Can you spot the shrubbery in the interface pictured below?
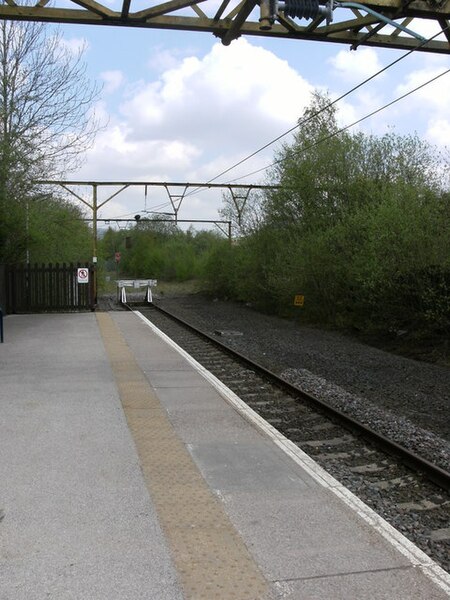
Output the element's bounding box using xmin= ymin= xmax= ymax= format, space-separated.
xmin=204 ymin=92 xmax=450 ymax=338
xmin=100 ymin=222 xmax=225 ymax=284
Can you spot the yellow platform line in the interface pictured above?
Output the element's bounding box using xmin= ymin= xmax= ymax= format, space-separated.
xmin=97 ymin=313 xmax=272 ymax=600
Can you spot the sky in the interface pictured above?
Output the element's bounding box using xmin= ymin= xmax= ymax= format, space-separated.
xmin=52 ymin=11 xmax=450 ymax=228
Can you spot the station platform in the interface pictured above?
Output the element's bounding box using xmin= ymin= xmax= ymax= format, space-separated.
xmin=1 ymin=311 xmax=449 ymax=600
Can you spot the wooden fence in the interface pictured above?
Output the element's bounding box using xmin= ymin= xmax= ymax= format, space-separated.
xmin=4 ymin=263 xmax=95 ymax=313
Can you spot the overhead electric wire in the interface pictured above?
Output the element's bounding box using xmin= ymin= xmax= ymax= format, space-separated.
xmin=185 ymin=24 xmax=449 ymax=198
xmin=101 ymin=200 xmax=174 ymax=221
xmin=101 ymin=64 xmax=449 ymax=228
xmin=226 ymin=67 xmax=450 ymax=184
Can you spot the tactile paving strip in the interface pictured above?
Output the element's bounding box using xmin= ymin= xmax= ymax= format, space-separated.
xmin=97 ymin=313 xmax=272 ymax=600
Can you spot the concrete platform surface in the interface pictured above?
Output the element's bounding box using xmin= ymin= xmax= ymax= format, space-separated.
xmin=0 ymin=311 xmax=449 ymax=600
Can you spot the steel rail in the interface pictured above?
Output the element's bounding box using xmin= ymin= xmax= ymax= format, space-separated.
xmin=126 ymin=300 xmax=450 ymax=492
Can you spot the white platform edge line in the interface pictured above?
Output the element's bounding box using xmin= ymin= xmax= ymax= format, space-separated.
xmin=134 ymin=310 xmax=450 ymax=594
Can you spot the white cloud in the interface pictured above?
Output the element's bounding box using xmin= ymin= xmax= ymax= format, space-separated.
xmin=148 ymin=46 xmax=199 ymax=72
xmin=100 ymin=70 xmax=125 ymax=94
xmin=392 ymin=67 xmax=450 ymax=145
xmin=329 ymin=48 xmax=383 ymax=82
xmin=75 ymin=38 xmax=314 ymax=221
xmin=327 ymin=59 xmax=450 ymax=147
xmin=119 ymin=39 xmax=313 ymax=151
xmin=79 ymin=122 xmax=201 ymax=178
xmin=396 ymin=67 xmax=450 ymax=113
xmin=426 ymin=118 xmax=450 ymax=147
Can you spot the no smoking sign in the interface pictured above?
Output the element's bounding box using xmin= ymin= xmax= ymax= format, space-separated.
xmin=77 ymin=268 xmax=89 ymax=284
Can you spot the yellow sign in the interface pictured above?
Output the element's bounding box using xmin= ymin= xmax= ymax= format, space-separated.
xmin=294 ymin=295 xmax=305 ymax=307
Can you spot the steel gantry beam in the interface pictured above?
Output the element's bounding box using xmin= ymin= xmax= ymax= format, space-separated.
xmin=0 ymin=0 xmax=449 ymax=53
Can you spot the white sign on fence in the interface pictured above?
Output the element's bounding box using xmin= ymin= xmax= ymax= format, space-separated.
xmin=77 ymin=268 xmax=89 ymax=284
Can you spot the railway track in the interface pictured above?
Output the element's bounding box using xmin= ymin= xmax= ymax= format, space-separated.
xmin=131 ymin=301 xmax=450 ymax=572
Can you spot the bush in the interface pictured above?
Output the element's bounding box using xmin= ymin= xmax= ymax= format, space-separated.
xmin=102 ymin=226 xmax=227 ymax=284
xmin=205 ymin=187 xmax=449 ymax=338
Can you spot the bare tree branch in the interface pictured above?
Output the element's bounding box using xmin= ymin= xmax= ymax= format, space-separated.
xmin=0 ymin=18 xmax=102 ymax=262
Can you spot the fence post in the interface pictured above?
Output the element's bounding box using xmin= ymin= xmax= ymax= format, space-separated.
xmin=0 ymin=306 xmax=3 ymax=342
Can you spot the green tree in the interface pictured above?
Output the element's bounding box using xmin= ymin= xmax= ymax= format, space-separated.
xmin=26 ymin=195 xmax=92 ymax=264
xmin=101 ymin=224 xmax=226 ymax=284
xmin=211 ymin=91 xmax=449 ymax=336
xmin=264 ymin=92 xmax=442 ymax=232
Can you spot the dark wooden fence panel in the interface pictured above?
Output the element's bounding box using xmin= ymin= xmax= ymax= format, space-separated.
xmin=5 ymin=263 xmax=94 ymax=313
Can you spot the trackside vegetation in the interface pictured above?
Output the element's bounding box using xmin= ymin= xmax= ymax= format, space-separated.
xmin=100 ymin=221 xmax=225 ymax=283
xmin=99 ymin=92 xmax=449 ymax=351
xmin=204 ymin=92 xmax=450 ymax=343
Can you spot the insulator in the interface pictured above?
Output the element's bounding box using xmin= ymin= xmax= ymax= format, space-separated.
xmin=282 ymin=0 xmax=323 ymax=19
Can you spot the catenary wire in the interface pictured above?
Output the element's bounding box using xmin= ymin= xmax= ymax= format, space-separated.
xmin=185 ymin=25 xmax=449 ymax=198
xmin=226 ymin=67 xmax=450 ymax=184
xmin=102 ymin=200 xmax=174 ymax=220
xmin=103 ymin=61 xmax=448 ymax=230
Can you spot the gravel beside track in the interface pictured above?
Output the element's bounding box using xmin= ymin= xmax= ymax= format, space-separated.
xmin=154 ymin=293 xmax=450 ymax=451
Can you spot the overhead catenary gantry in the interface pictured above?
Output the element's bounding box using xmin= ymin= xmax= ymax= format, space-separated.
xmin=89 ymin=217 xmax=235 ymax=242
xmin=0 ymin=0 xmax=449 ymax=53
xmin=35 ymin=180 xmax=280 ymax=263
